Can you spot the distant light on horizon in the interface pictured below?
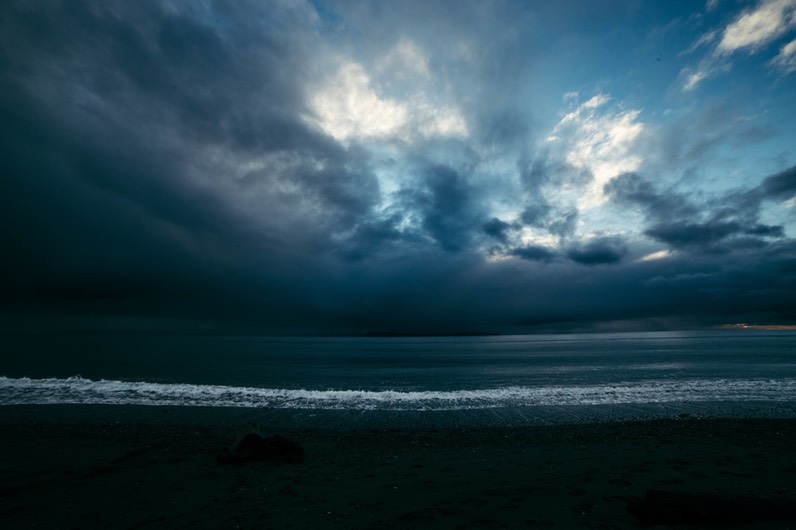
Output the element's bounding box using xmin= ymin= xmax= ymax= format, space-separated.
xmin=639 ymin=250 xmax=673 ymax=262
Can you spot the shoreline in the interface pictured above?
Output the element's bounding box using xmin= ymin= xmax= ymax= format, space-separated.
xmin=2 ymin=405 xmax=796 ymax=528
xmin=3 ymin=400 xmax=796 ymax=429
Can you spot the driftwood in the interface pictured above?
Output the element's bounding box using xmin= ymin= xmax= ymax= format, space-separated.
xmin=626 ymin=489 xmax=796 ymax=525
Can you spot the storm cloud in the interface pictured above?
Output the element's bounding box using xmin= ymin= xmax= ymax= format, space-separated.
xmin=1 ymin=0 xmax=795 ymax=333
xmin=606 ymin=169 xmax=791 ymax=254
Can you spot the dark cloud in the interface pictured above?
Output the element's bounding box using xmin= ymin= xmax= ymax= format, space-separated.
xmin=0 ymin=1 xmax=359 ymax=324
xmin=548 ymin=210 xmax=579 ymax=238
xmin=760 ymin=165 xmax=796 ymax=201
xmin=1 ymin=1 xmax=794 ymax=334
xmin=607 ymin=169 xmax=791 ymax=254
xmin=483 ymin=218 xmax=514 ymax=243
xmin=520 ymin=152 xmax=592 ymax=192
xmin=511 ymin=245 xmax=556 ymax=262
xmin=515 ymin=154 xmax=584 ymax=239
xmin=644 ymin=221 xmax=741 ymax=248
xmin=566 ymin=237 xmax=627 ymax=265
xmin=519 ymin=204 xmax=578 ymax=238
xmin=520 ymin=203 xmax=552 ymax=225
xmin=746 ymin=224 xmax=786 ymax=238
xmin=605 ymin=172 xmax=697 ymax=222
xmin=415 ymin=165 xmax=479 ymax=252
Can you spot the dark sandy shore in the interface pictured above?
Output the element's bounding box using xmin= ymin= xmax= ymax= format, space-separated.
xmin=1 ymin=405 xmax=796 ymax=529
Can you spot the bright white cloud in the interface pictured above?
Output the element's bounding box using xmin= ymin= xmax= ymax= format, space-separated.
xmin=547 ymin=95 xmax=645 ymax=209
xmin=580 ymin=94 xmax=610 ymax=110
xmin=518 ymin=226 xmax=559 ymax=248
xmin=771 ymin=37 xmax=796 ymax=71
xmin=683 ymin=69 xmax=708 ymax=91
xmin=309 ymin=62 xmax=408 ymax=141
xmin=307 ymin=55 xmax=467 ymax=143
xmin=718 ymin=0 xmax=796 ymax=53
xmin=678 ymin=60 xmax=732 ymax=92
xmin=638 ymin=249 xmax=673 ymax=262
xmin=682 ymin=0 xmax=796 ymax=91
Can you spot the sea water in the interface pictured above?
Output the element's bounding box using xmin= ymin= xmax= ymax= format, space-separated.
xmin=2 ymin=330 xmax=796 ymax=413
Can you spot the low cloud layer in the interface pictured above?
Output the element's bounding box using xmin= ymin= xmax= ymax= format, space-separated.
xmin=1 ymin=0 xmax=795 ymax=334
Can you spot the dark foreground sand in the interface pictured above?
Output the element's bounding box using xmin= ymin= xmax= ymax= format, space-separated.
xmin=2 ymin=406 xmax=796 ymax=529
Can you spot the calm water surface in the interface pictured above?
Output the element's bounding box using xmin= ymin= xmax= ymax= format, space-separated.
xmin=2 ymin=330 xmax=795 ymax=410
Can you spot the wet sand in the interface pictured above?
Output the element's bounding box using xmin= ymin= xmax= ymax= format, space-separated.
xmin=1 ymin=406 xmax=796 ymax=529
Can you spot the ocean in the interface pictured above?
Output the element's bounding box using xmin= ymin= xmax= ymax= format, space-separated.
xmin=2 ymin=330 xmax=796 ymax=417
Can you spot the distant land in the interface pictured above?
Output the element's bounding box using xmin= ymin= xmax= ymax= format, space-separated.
xmin=362 ymin=331 xmax=501 ymax=338
xmin=362 ymin=325 xmax=796 ymax=337
xmin=718 ymin=324 xmax=796 ymax=331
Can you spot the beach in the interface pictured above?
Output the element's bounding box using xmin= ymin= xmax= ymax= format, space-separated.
xmin=2 ymin=405 xmax=796 ymax=529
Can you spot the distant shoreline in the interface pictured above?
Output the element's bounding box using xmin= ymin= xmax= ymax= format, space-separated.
xmin=716 ymin=324 xmax=796 ymax=331
xmin=361 ymin=326 xmax=796 ymax=337
xmin=361 ymin=330 xmax=502 ymax=338
xmin=4 ymin=326 xmax=796 ymax=337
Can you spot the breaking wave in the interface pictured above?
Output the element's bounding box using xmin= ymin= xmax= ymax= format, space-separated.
xmin=1 ymin=376 xmax=795 ymax=410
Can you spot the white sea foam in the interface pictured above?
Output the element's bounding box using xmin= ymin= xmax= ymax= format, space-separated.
xmin=1 ymin=376 xmax=795 ymax=410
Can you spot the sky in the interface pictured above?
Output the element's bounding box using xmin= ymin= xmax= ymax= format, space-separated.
xmin=2 ymin=0 xmax=796 ymax=334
